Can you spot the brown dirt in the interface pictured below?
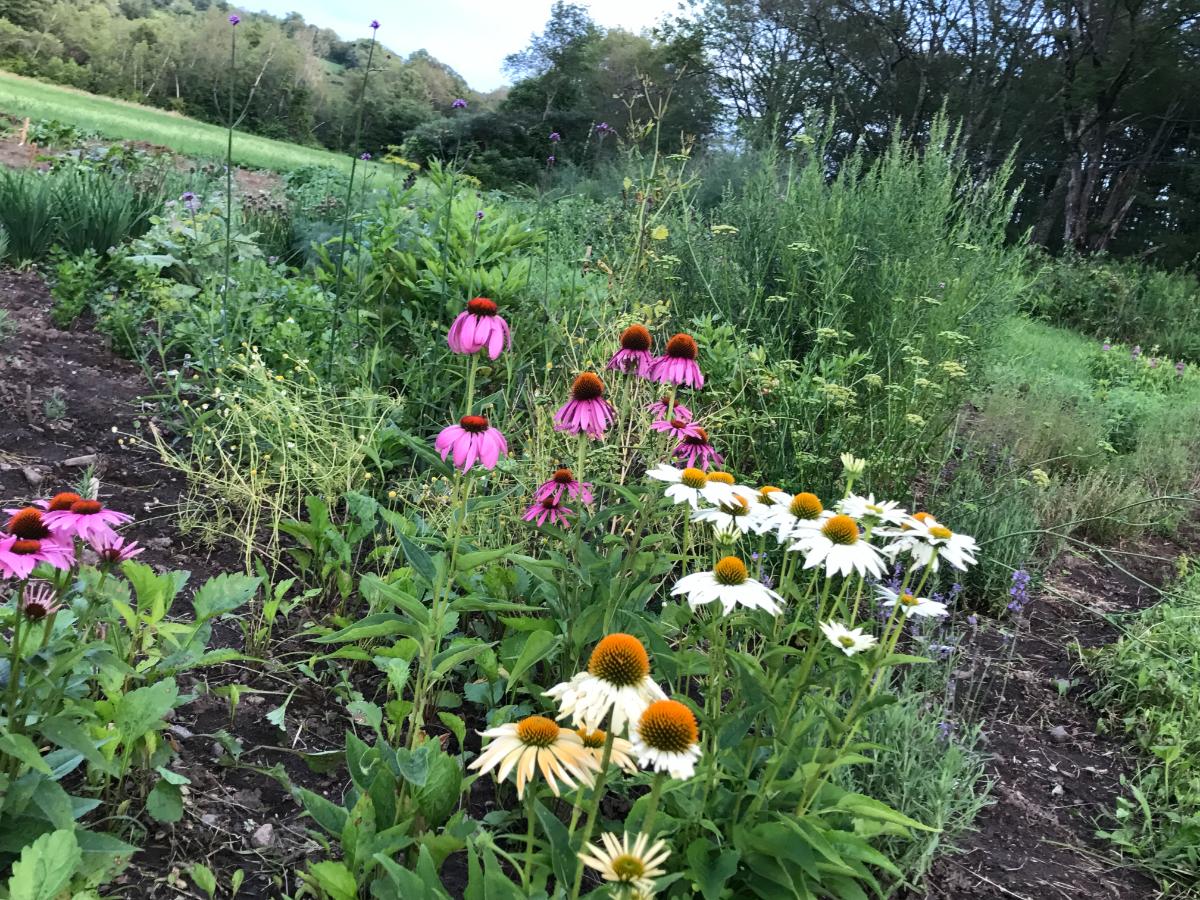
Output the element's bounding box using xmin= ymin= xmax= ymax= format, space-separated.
xmin=915 ymin=527 xmax=1196 ymax=900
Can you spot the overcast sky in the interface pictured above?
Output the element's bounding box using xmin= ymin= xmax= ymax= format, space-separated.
xmin=248 ymin=0 xmax=684 ymax=91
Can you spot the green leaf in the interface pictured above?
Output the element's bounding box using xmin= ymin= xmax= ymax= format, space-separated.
xmin=114 ymin=678 xmax=179 ymax=744
xmin=192 ymin=573 xmax=260 ymax=621
xmin=686 ymin=839 xmax=740 ymax=900
xmin=146 ymin=779 xmax=183 ymax=823
xmin=305 ymin=861 xmax=358 ymax=900
xmin=534 ymin=798 xmax=574 ymax=889
xmin=7 ymin=828 xmax=81 ymax=900
xmin=398 ymin=534 xmax=438 ymax=584
xmin=394 ymin=745 xmax=431 ymax=788
xmin=831 ymin=792 xmax=937 ymax=831
xmin=454 ymin=545 xmax=517 ymax=573
xmin=436 ymin=712 xmax=466 ymax=751
xmin=295 ymin=787 xmax=349 ymax=836
xmin=413 ymin=748 xmax=462 ymax=828
xmin=0 ymin=730 xmax=52 ymax=775
xmin=189 ymin=863 xmax=217 ymax=898
xmin=504 ymin=630 xmax=558 ymax=691
xmin=312 ymin=613 xmax=413 ymax=644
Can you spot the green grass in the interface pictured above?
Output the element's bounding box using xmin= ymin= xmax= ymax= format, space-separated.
xmin=0 ymin=70 xmax=353 ymax=173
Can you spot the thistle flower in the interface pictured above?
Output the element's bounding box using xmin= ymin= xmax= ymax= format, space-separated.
xmin=549 ymin=131 xmax=561 ymax=142
xmin=533 ymin=468 xmax=593 ymax=505
xmin=370 ymin=19 xmax=380 ymax=29
xmin=820 ymin=621 xmax=878 ymax=656
xmin=649 ymin=334 xmax=704 ymax=389
xmin=546 ymin=633 xmax=666 ymax=735
xmin=646 ymin=397 xmax=691 ymax=421
xmin=228 ymin=13 xmax=240 ymax=25
xmin=578 ymin=832 xmax=670 ymax=896
xmin=632 ymin=699 xmax=701 ymax=779
xmin=672 ymin=427 xmax=723 ymax=470
xmin=554 ymin=373 xmax=617 ymax=439
xmin=434 ymin=415 xmax=508 ymax=472
xmin=452 ymin=98 xmax=468 ymax=109
xmin=43 ymin=499 xmax=132 ymax=543
xmin=791 ymin=514 xmax=886 ymax=578
xmin=606 ymin=325 xmax=654 ymax=377
xmin=523 ymin=494 xmax=573 ymax=528
xmin=672 ymin=556 xmax=783 ymax=615
xmin=468 ymin=716 xmax=598 ymax=799
xmin=447 ymin=297 xmax=511 ymax=359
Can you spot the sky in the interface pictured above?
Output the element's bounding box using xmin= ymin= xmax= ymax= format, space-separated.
xmin=248 ymin=0 xmax=684 ymax=92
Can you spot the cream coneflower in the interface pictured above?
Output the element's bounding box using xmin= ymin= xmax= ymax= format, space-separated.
xmin=820 ymin=621 xmax=878 ymax=656
xmin=578 ymin=831 xmax=671 ymax=896
xmin=791 ymin=514 xmax=886 ymax=579
xmin=632 ymin=699 xmax=702 ymax=779
xmin=576 ymin=727 xmax=638 ymax=774
xmin=545 ymin=633 xmax=666 ymax=735
xmin=468 ymin=715 xmax=598 ymax=799
xmin=690 ymin=490 xmax=760 ymax=537
xmin=874 ymin=585 xmax=948 ymax=618
xmin=671 ymin=556 xmax=783 ymax=615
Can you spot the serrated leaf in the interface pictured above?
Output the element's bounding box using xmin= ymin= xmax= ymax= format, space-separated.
xmin=114 ymin=679 xmax=178 ymax=744
xmin=192 ymin=573 xmax=259 ymax=621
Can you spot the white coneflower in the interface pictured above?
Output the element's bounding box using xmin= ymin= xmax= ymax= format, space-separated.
xmin=645 ymin=464 xmax=735 ymax=509
xmin=690 ymin=489 xmax=762 ymax=537
xmin=768 ymin=491 xmax=830 ymax=543
xmin=632 ymin=699 xmax=702 ymax=779
xmin=791 ymin=514 xmax=886 ymax=579
xmin=468 ymin=715 xmax=599 ymax=798
xmin=545 ymin=634 xmax=666 ymax=735
xmin=875 ymin=585 xmax=948 ymax=618
xmin=820 ymin=621 xmax=878 ymax=656
xmin=883 ymin=512 xmax=978 ymax=571
xmin=671 ymin=556 xmax=783 ymax=615
xmin=838 ymin=493 xmax=908 ymax=527
xmin=578 ymin=831 xmax=670 ymax=896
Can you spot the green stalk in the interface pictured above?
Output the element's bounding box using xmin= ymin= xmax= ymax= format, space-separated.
xmin=522 ymin=787 xmax=538 ymax=890
xmin=568 ymin=730 xmax=615 ymax=899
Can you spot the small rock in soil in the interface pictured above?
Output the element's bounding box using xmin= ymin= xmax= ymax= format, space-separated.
xmin=251 ymin=823 xmax=275 ymax=848
xmin=1048 ymin=725 xmax=1070 ymax=744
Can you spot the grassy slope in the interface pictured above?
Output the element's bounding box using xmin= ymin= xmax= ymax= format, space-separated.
xmin=0 ymin=70 xmax=351 ymax=172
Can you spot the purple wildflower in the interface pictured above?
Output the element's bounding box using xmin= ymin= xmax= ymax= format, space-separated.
xmin=549 ymin=131 xmax=561 ymax=142
xmin=452 ymin=98 xmax=468 ymax=109
xmin=360 ymin=152 xmax=372 ymax=161
xmin=1177 ymin=361 xmax=1186 ymax=377
xmin=180 ymin=191 xmax=200 ymax=213
xmin=475 ymin=210 xmax=484 ymax=220
xmin=1007 ymin=568 xmax=1031 ymax=614
xmin=370 ymin=19 xmax=380 ymax=29
xmin=596 ymin=122 xmax=615 ymax=136
xmin=1131 ymin=345 xmax=1142 ymax=359
xmin=1149 ymin=357 xmax=1159 ymax=368
xmin=1102 ymin=341 xmax=1111 ymax=351
xmin=228 ymin=13 xmax=240 ymax=25
xmin=547 ymin=155 xmax=556 ymax=166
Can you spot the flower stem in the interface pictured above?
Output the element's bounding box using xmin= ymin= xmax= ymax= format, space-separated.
xmin=569 ymin=729 xmax=614 ymax=899
xmin=641 ymin=771 xmax=667 ymax=835
xmin=522 ymin=787 xmax=538 ymax=890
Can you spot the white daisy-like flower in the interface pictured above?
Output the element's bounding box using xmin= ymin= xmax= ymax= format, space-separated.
xmin=742 ymin=485 xmax=790 ymax=535
xmin=646 ymin=464 xmax=735 ymax=509
xmin=883 ymin=512 xmax=979 ymax=571
xmin=690 ymin=489 xmax=765 ymax=537
xmin=545 ymin=633 xmax=667 ymax=735
xmin=768 ymin=491 xmax=831 ymax=543
xmin=671 ymin=556 xmax=783 ymax=615
xmin=468 ymin=716 xmax=599 ymax=799
xmin=875 ymin=585 xmax=948 ymax=618
xmin=575 ymin=728 xmax=639 ymax=774
xmin=578 ymin=831 xmax=671 ymax=897
xmin=632 ymin=698 xmax=702 ymax=779
xmin=838 ymin=493 xmax=908 ymax=527
xmin=820 ymin=621 xmax=878 ymax=656
xmin=790 ymin=514 xmax=886 ymax=579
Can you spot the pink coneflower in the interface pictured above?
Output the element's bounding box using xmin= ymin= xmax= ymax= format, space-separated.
xmin=89 ymin=532 xmax=144 ymax=565
xmin=43 ymin=499 xmax=132 ymax=544
xmin=652 ymin=416 xmax=701 ymax=441
xmin=649 ymin=333 xmax=704 ymax=389
xmin=447 ymin=297 xmax=511 ymax=360
xmin=555 ymin=373 xmax=617 ymax=439
xmin=606 ymin=325 xmax=654 ymax=377
xmin=523 ymin=494 xmax=574 ymax=528
xmin=21 ymin=582 xmax=62 ymax=621
xmin=647 ymin=397 xmax=692 ymax=422
xmin=673 ymin=427 xmax=724 ymax=470
xmin=434 ymin=415 xmax=508 ymax=472
xmin=0 ymin=535 xmax=73 ymax=579
xmin=534 ymin=467 xmax=594 ymax=505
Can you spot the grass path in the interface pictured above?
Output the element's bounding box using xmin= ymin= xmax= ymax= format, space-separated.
xmin=0 ymin=70 xmax=353 ymax=172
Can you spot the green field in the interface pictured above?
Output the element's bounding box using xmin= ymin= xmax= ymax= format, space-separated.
xmin=0 ymin=70 xmax=353 ymax=172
